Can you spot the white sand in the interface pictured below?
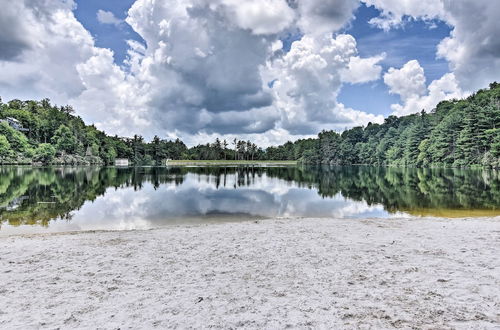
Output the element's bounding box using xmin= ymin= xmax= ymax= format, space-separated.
xmin=1 ymin=217 xmax=499 ymax=329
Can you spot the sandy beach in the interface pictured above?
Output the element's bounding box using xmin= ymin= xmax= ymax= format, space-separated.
xmin=1 ymin=217 xmax=499 ymax=329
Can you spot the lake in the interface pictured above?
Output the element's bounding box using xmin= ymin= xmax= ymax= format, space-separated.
xmin=1 ymin=165 xmax=499 ymax=235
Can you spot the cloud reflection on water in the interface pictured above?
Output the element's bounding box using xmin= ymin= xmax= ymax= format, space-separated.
xmin=1 ymin=165 xmax=498 ymax=235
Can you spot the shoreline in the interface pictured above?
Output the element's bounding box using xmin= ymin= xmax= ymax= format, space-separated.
xmin=2 ymin=162 xmax=499 ymax=169
xmin=0 ymin=160 xmax=299 ymax=167
xmin=1 ymin=215 xmax=499 ymax=238
xmin=164 ymin=160 xmax=297 ymax=166
xmin=1 ymin=217 xmax=499 ymax=328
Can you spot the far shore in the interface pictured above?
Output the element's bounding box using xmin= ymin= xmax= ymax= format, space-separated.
xmin=0 ymin=160 xmax=298 ymax=166
xmin=3 ymin=161 xmax=500 ymax=169
xmin=1 ymin=216 xmax=499 ymax=328
xmin=164 ymin=160 xmax=297 ymax=166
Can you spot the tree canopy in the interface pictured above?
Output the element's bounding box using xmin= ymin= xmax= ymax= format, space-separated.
xmin=0 ymin=82 xmax=499 ymax=167
xmin=297 ymin=83 xmax=500 ymax=168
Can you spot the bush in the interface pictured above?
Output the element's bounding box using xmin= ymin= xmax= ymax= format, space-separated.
xmin=33 ymin=143 xmax=56 ymax=164
xmin=0 ymin=122 xmax=29 ymax=152
xmin=51 ymin=124 xmax=77 ymax=154
xmin=0 ymin=135 xmax=11 ymax=159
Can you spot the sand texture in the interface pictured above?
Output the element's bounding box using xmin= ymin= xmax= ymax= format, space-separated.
xmin=1 ymin=217 xmax=499 ymax=329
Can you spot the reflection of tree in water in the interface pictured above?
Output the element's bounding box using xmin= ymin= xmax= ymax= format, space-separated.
xmin=302 ymin=166 xmax=500 ymax=214
xmin=1 ymin=166 xmax=499 ymax=227
xmin=0 ymin=166 xmax=199 ymax=227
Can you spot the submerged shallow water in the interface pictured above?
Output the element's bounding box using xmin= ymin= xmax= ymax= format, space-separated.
xmin=1 ymin=165 xmax=499 ymax=235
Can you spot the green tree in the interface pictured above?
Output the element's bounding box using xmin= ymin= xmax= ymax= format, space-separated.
xmin=487 ymin=128 xmax=500 ymax=157
xmin=404 ymin=120 xmax=427 ymax=165
xmin=222 ymin=139 xmax=228 ymax=160
xmin=417 ymin=139 xmax=430 ymax=167
xmin=0 ymin=122 xmax=29 ymax=153
xmin=33 ymin=143 xmax=56 ymax=164
xmin=0 ymin=135 xmax=11 ymax=159
xmin=426 ymin=110 xmax=463 ymax=165
xmin=51 ymin=124 xmax=77 ymax=154
xmin=151 ymin=135 xmax=163 ymax=164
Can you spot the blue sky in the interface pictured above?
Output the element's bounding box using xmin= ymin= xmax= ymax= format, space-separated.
xmin=338 ymin=4 xmax=451 ymax=116
xmin=73 ymin=1 xmax=451 ymax=118
xmin=2 ymin=0 xmax=497 ymax=146
xmin=74 ymin=0 xmax=142 ymax=64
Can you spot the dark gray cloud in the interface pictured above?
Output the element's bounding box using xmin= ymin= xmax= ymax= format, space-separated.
xmin=152 ymin=105 xmax=279 ymax=135
xmin=0 ymin=35 xmax=30 ymax=61
xmin=124 ymin=1 xmax=283 ymax=135
xmin=0 ymin=4 xmax=31 ymax=60
xmin=206 ymin=108 xmax=279 ymax=134
xmin=297 ymin=0 xmax=359 ymax=34
xmin=1 ymin=0 xmax=383 ymax=144
xmin=439 ymin=0 xmax=500 ymax=91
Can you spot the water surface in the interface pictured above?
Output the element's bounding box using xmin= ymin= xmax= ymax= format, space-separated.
xmin=1 ymin=166 xmax=499 ymax=235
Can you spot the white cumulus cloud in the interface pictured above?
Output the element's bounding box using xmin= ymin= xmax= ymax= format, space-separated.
xmin=267 ymin=33 xmax=384 ymax=133
xmin=2 ymin=0 xmax=498 ymax=146
xmin=384 ymin=60 xmax=464 ymax=116
xmin=365 ymin=0 xmax=500 ymax=94
xmin=97 ymin=9 xmax=123 ymax=26
xmin=0 ymin=0 xmax=95 ymax=103
xmin=341 ymin=53 xmax=385 ymax=84
xmin=384 ymin=60 xmax=426 ymax=101
xmin=221 ymin=0 xmax=296 ymax=35
xmin=363 ymin=0 xmax=444 ymax=30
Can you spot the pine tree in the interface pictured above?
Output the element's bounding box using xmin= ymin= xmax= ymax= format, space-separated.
xmin=456 ymin=105 xmax=482 ymax=165
xmin=404 ymin=121 xmax=426 ymax=165
xmin=427 ymin=111 xmax=463 ymax=164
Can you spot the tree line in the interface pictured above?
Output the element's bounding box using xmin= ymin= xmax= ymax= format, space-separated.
xmin=289 ymin=82 xmax=500 ymax=168
xmin=0 ymin=98 xmax=268 ymax=165
xmin=0 ymin=82 xmax=499 ymax=167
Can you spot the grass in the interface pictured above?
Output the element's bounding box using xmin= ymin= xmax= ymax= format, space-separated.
xmin=165 ymin=160 xmax=297 ymax=166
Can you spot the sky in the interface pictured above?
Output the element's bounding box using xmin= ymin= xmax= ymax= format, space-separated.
xmin=0 ymin=0 xmax=499 ymax=147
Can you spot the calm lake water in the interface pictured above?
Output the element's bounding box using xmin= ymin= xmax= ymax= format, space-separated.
xmin=1 ymin=166 xmax=499 ymax=235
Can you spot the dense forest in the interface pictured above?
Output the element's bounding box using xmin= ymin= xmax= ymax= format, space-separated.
xmin=0 ymin=82 xmax=499 ymax=167
xmin=270 ymin=82 xmax=500 ymax=168
xmin=0 ymin=98 xmax=266 ymax=165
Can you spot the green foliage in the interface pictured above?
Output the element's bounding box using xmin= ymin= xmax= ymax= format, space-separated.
xmin=0 ymin=135 xmax=11 ymax=158
xmin=0 ymin=82 xmax=498 ymax=166
xmin=488 ymin=128 xmax=500 ymax=157
xmin=33 ymin=143 xmax=56 ymax=164
xmin=51 ymin=124 xmax=77 ymax=154
xmin=417 ymin=139 xmax=429 ymax=167
xmin=0 ymin=122 xmax=29 ymax=153
xmin=299 ymin=83 xmax=500 ymax=168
